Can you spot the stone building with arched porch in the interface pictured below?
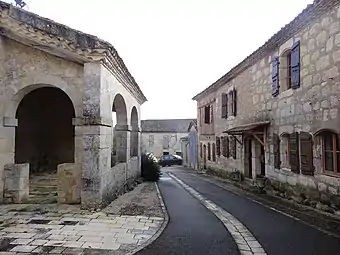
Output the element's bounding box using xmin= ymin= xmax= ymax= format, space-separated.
xmin=0 ymin=2 xmax=147 ymax=209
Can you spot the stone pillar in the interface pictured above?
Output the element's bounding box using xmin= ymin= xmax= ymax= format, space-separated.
xmin=115 ymin=125 xmax=131 ymax=163
xmin=3 ymin=163 xmax=29 ymax=203
xmin=0 ymin=117 xmax=17 ymax=201
xmin=80 ymin=63 xmax=112 ymax=209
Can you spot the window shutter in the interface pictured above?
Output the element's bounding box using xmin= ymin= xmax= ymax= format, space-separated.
xmin=272 ymin=57 xmax=279 ymax=97
xmin=291 ymin=41 xmax=300 ymax=89
xmin=200 ymin=143 xmax=203 ymax=158
xmin=221 ymin=93 xmax=228 ymax=118
xmin=273 ymin=133 xmax=280 ymax=169
xmin=216 ymin=137 xmax=221 ymax=157
xmin=232 ymin=89 xmax=237 ymax=116
xmin=300 ymin=132 xmax=314 ymax=176
xmin=208 ymin=143 xmax=211 ymax=160
xmin=209 ymin=105 xmax=213 ymax=124
xmin=230 ymin=137 xmax=236 ymax=159
xmin=289 ymin=132 xmax=300 ymax=174
xmin=212 ymin=143 xmax=216 ymax=162
xmin=222 ymin=136 xmax=229 ymax=157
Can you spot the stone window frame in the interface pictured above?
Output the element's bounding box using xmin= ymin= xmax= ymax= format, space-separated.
xmin=279 ymin=48 xmax=293 ymax=92
xmin=317 ymin=130 xmax=340 ymax=176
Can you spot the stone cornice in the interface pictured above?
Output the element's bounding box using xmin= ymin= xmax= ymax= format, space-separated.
xmin=0 ymin=1 xmax=147 ymax=104
xmin=192 ymin=0 xmax=340 ymax=101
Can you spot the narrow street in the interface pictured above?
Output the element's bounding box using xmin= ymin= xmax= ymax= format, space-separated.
xmin=137 ymin=166 xmax=340 ymax=255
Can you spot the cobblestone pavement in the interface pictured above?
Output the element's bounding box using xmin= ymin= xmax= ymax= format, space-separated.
xmin=0 ymin=204 xmax=164 ymax=254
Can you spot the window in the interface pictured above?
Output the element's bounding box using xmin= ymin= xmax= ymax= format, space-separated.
xmin=204 ymin=105 xmax=213 ymax=124
xmin=321 ymin=132 xmax=340 ymax=174
xmin=228 ymin=91 xmax=233 ymax=117
xmin=288 ymin=132 xmax=314 ymax=175
xmin=221 ymin=94 xmax=228 ymax=118
xmin=216 ymin=137 xmax=221 ymax=157
xmin=272 ymin=41 xmax=300 ymax=97
xmin=287 ymin=52 xmax=292 ymax=90
xmin=212 ymin=143 xmax=216 ymax=162
xmin=208 ymin=143 xmax=211 ymax=161
xmin=280 ymin=133 xmax=291 ymax=168
xmin=222 ymin=136 xmax=229 ymax=157
xmin=163 ymin=135 xmax=169 ymax=149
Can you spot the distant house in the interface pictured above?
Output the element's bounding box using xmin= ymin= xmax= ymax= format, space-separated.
xmin=180 ymin=120 xmax=199 ymax=170
xmin=141 ymin=119 xmax=196 ymax=158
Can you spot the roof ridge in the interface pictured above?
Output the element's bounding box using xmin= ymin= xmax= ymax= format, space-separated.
xmin=192 ymin=0 xmax=339 ymax=100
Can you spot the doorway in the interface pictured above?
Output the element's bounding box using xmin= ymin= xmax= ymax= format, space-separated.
xmin=244 ymin=138 xmax=252 ymax=178
xmin=15 ymin=87 xmax=75 ymax=203
xmin=260 ymin=144 xmax=265 ymax=176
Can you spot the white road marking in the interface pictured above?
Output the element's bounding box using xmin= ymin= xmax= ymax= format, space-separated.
xmin=168 ymin=172 xmax=267 ymax=255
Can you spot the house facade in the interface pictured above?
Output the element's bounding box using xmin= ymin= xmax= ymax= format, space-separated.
xmin=193 ymin=0 xmax=340 ymax=204
xmin=180 ymin=120 xmax=199 ymax=170
xmin=0 ymin=2 xmax=146 ymax=209
xmin=141 ymin=119 xmax=195 ymax=158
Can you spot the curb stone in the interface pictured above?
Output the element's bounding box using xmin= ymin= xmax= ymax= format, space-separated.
xmin=190 ymin=171 xmax=340 ymax=239
xmin=127 ymin=181 xmax=169 ymax=255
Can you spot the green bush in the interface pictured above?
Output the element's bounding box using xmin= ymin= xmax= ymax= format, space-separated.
xmin=141 ymin=153 xmax=161 ymax=182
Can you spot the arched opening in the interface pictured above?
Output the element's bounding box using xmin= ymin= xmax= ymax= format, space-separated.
xmin=15 ymin=87 xmax=75 ymax=203
xmin=112 ymin=94 xmax=128 ymax=166
xmin=130 ymin=106 xmax=139 ymax=157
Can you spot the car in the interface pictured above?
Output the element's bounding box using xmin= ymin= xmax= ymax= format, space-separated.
xmin=158 ymin=154 xmax=183 ymax=167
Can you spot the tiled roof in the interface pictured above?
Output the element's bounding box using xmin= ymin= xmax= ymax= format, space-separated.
xmin=192 ymin=0 xmax=340 ymax=100
xmin=141 ymin=119 xmax=196 ymax=133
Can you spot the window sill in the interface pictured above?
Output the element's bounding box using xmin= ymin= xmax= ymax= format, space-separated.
xmin=322 ymin=171 xmax=340 ymax=178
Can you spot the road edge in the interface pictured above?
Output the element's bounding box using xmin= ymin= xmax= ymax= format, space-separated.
xmin=191 ymin=171 xmax=340 ymax=239
xmin=127 ymin=181 xmax=169 ymax=255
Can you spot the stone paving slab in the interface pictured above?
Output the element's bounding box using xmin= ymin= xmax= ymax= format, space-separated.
xmin=0 ymin=204 xmax=164 ymax=254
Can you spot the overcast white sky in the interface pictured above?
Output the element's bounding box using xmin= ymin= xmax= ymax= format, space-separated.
xmin=5 ymin=0 xmax=313 ymax=120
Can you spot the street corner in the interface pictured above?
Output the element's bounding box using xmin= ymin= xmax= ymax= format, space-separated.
xmin=0 ymin=182 xmax=167 ymax=254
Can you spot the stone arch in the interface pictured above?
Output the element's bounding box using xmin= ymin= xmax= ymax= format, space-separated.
xmin=14 ymin=86 xmax=76 ymax=203
xmin=130 ymin=106 xmax=139 ymax=157
xmin=112 ymin=94 xmax=128 ymax=166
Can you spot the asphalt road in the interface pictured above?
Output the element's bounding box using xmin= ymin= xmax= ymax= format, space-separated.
xmin=136 ymin=172 xmax=239 ymax=255
xmin=169 ymin=167 xmax=340 ymax=255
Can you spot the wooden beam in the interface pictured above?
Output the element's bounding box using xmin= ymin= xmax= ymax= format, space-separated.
xmin=253 ymin=133 xmax=265 ymax=147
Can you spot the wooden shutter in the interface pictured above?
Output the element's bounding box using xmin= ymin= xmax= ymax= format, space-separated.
xmin=221 ymin=93 xmax=228 ymax=118
xmin=208 ymin=143 xmax=211 ymax=160
xmin=230 ymin=137 xmax=236 ymax=159
xmin=289 ymin=132 xmax=300 ymax=174
xmin=209 ymin=105 xmax=213 ymax=124
xmin=273 ymin=133 xmax=280 ymax=169
xmin=212 ymin=143 xmax=216 ymax=162
xmin=272 ymin=57 xmax=279 ymax=97
xmin=222 ymin=136 xmax=229 ymax=157
xmin=216 ymin=137 xmax=221 ymax=157
xmin=300 ymin=132 xmax=314 ymax=175
xmin=232 ymin=89 xmax=237 ymax=116
xmin=291 ymin=41 xmax=300 ymax=89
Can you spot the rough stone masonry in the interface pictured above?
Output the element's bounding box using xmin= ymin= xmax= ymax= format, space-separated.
xmin=0 ymin=1 xmax=147 ymax=209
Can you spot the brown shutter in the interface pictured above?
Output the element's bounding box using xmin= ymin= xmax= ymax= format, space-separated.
xmin=216 ymin=137 xmax=221 ymax=157
xmin=232 ymin=89 xmax=237 ymax=116
xmin=300 ymin=132 xmax=314 ymax=175
xmin=273 ymin=133 xmax=280 ymax=169
xmin=221 ymin=94 xmax=228 ymax=118
xmin=290 ymin=132 xmax=300 ymax=174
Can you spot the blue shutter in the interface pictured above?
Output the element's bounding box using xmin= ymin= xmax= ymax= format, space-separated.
xmin=272 ymin=57 xmax=279 ymax=97
xmin=291 ymin=41 xmax=300 ymax=89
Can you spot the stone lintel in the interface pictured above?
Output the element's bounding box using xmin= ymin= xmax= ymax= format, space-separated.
xmin=115 ymin=124 xmax=132 ymax=131
xmin=3 ymin=117 xmax=18 ymax=127
xmin=72 ymin=117 xmax=111 ymax=127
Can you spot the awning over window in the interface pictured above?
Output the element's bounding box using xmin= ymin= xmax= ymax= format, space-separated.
xmin=223 ymin=121 xmax=270 ymax=135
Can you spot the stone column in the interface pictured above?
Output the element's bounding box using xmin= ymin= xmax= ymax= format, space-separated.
xmin=80 ymin=63 xmax=112 ymax=209
xmin=3 ymin=163 xmax=29 ymax=203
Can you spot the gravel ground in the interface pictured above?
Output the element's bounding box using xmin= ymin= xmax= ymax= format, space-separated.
xmin=103 ymin=182 xmax=164 ymax=217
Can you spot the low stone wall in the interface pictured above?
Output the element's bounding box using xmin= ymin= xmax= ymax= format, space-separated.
xmin=57 ymin=163 xmax=81 ymax=204
xmin=3 ymin=163 xmax=29 ymax=203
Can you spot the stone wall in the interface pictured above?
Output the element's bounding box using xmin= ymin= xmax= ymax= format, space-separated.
xmin=141 ymin=132 xmax=189 ymax=158
xmin=197 ymin=3 xmax=340 ymax=197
